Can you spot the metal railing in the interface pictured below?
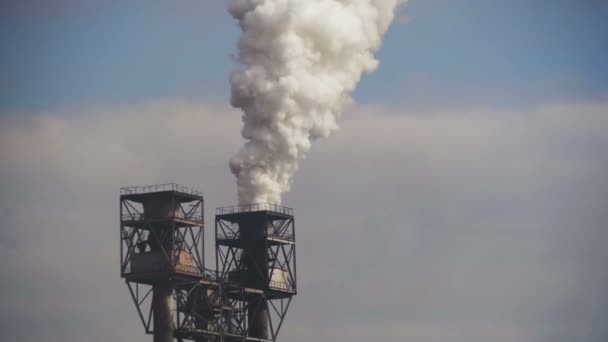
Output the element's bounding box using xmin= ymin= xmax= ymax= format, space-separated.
xmin=125 ymin=261 xmax=209 ymax=276
xmin=268 ymin=232 xmax=294 ymax=241
xmin=269 ymin=280 xmax=294 ymax=292
xmin=216 ymin=204 xmax=293 ymax=216
xmin=175 ymin=263 xmax=204 ymax=276
xmin=216 ymin=231 xmax=294 ymax=241
xmin=121 ymin=183 xmax=203 ymax=197
xmin=121 ymin=212 xmax=203 ymax=223
xmin=216 ymin=231 xmax=239 ymax=241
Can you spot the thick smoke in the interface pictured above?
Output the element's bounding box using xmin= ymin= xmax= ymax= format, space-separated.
xmin=228 ymin=0 xmax=405 ymax=205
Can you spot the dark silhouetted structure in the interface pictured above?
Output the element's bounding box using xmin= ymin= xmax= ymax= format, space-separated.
xmin=120 ymin=184 xmax=296 ymax=342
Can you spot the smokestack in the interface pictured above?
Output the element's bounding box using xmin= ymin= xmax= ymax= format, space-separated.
xmin=240 ymin=214 xmax=270 ymax=339
xmin=121 ymin=186 xmax=296 ymax=341
xmin=215 ymin=204 xmax=297 ymax=340
xmin=228 ymin=0 xmax=405 ymax=204
xmin=143 ymin=197 xmax=178 ymax=342
xmin=120 ymin=185 xmax=204 ymax=342
xmin=151 ymin=281 xmax=175 ymax=342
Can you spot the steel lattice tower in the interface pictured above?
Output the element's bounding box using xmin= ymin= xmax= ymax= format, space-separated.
xmin=216 ymin=205 xmax=297 ymax=341
xmin=119 ymin=184 xmax=296 ymax=342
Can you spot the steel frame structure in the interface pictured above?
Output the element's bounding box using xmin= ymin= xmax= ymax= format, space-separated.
xmin=216 ymin=206 xmax=297 ymax=341
xmin=120 ymin=184 xmax=206 ymax=340
xmin=120 ymin=184 xmax=296 ymax=342
xmin=120 ymin=185 xmax=204 ymax=279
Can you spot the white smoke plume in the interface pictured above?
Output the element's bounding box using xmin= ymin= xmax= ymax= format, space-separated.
xmin=228 ymin=0 xmax=405 ymax=205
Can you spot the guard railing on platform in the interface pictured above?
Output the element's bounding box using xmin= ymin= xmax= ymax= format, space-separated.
xmin=216 ymin=231 xmax=294 ymax=241
xmin=121 ymin=212 xmax=203 ymax=222
xmin=125 ymin=261 xmax=215 ymax=278
xmin=120 ymin=183 xmax=203 ymax=197
xmin=268 ymin=232 xmax=294 ymax=241
xmin=216 ymin=204 xmax=293 ymax=216
xmin=175 ymin=263 xmax=204 ymax=275
xmin=216 ymin=231 xmax=239 ymax=241
xmin=269 ymin=280 xmax=294 ymax=292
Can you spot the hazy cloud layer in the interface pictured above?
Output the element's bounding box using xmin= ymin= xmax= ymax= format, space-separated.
xmin=1 ymin=100 xmax=607 ymax=341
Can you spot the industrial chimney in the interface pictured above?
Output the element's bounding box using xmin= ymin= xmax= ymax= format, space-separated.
xmin=120 ymin=184 xmax=205 ymax=342
xmin=119 ymin=184 xmax=296 ymax=341
xmin=216 ymin=204 xmax=297 ymax=340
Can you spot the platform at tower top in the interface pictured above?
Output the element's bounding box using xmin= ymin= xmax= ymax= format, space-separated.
xmin=121 ymin=183 xmax=203 ymax=196
xmin=216 ymin=203 xmax=293 ymax=216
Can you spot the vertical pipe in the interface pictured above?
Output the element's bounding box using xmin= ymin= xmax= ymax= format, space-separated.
xmin=120 ymin=198 xmax=123 ymax=274
xmin=248 ymin=296 xmax=268 ymax=339
xmin=152 ymin=281 xmax=175 ymax=342
xmin=215 ymin=217 xmax=219 ymax=280
xmin=143 ymin=195 xmax=176 ymax=342
xmin=201 ymin=199 xmax=205 ymax=272
xmin=292 ymin=217 xmax=297 ymax=291
xmin=242 ymin=214 xmax=269 ymax=340
xmin=247 ymin=240 xmax=268 ymax=338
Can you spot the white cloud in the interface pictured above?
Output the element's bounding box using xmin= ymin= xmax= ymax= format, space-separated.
xmin=1 ymin=100 xmax=607 ymax=342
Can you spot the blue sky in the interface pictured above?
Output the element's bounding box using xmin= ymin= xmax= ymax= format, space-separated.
xmin=1 ymin=1 xmax=607 ymax=342
xmin=2 ymin=0 xmax=606 ymax=112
